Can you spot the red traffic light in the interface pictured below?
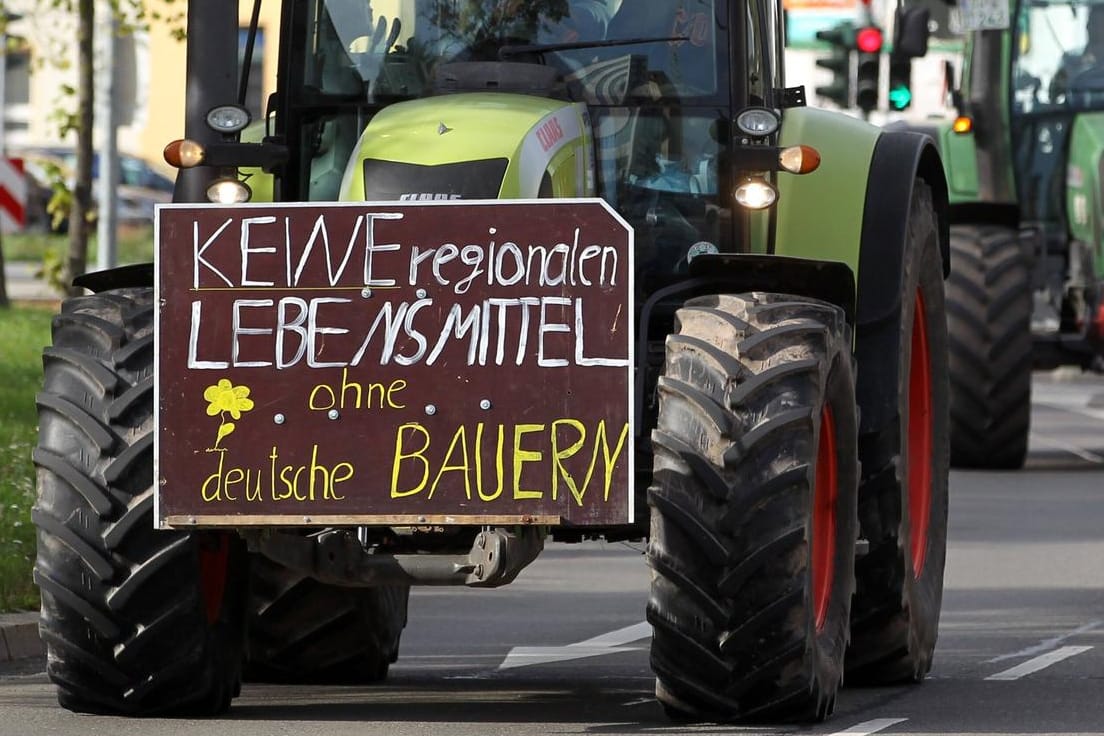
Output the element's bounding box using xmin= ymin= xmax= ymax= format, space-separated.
xmin=855 ymin=26 xmax=883 ymax=53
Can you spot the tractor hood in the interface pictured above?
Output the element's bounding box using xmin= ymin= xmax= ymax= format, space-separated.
xmin=339 ymin=93 xmax=594 ymax=202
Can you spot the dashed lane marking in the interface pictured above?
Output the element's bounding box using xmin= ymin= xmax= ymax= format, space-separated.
xmin=826 ymin=717 xmax=908 ymax=736
xmin=1028 ymin=431 xmax=1104 ymax=463
xmin=985 ymin=645 xmax=1094 ymax=681
xmin=988 ymin=620 xmax=1103 ymax=663
xmin=498 ymin=621 xmax=650 ymax=670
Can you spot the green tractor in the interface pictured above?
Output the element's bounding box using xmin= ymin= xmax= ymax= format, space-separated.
xmin=906 ymin=0 xmax=1104 ymax=468
xmin=32 ymin=0 xmax=950 ymax=722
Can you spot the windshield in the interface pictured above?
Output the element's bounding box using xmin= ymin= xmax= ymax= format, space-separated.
xmin=301 ymin=0 xmax=723 ymax=104
xmin=1012 ymin=0 xmax=1104 ymax=112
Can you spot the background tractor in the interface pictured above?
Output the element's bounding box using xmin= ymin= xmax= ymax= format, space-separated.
xmin=905 ymin=0 xmax=1104 ymax=468
xmin=32 ymin=0 xmax=950 ymax=722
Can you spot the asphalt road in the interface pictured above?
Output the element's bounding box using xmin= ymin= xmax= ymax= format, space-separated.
xmin=2 ymin=371 xmax=1102 ymax=736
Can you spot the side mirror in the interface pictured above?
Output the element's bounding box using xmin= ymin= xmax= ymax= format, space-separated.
xmin=895 ymin=6 xmax=931 ymax=58
xmin=945 ymin=60 xmax=964 ymax=111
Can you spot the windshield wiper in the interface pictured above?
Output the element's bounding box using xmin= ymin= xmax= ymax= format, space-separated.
xmin=498 ymin=35 xmax=689 ymax=60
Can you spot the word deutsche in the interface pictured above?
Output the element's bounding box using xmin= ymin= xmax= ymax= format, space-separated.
xmin=201 ymin=444 xmax=353 ymax=503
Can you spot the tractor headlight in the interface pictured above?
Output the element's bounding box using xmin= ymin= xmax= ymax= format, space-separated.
xmin=206 ymin=177 xmax=252 ymax=204
xmin=735 ymin=107 xmax=780 ymax=138
xmin=733 ymin=177 xmax=777 ymax=209
xmin=206 ymin=105 xmax=252 ymax=135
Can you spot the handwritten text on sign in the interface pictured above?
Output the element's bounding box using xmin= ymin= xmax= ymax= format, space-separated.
xmin=155 ymin=200 xmax=633 ymax=527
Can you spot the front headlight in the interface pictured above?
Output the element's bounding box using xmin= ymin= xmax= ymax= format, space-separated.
xmin=206 ymin=105 xmax=252 ymax=135
xmin=206 ymin=177 xmax=252 ymax=204
xmin=733 ymin=177 xmax=777 ymax=209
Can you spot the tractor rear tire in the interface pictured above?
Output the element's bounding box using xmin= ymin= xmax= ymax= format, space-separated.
xmin=847 ymin=180 xmax=950 ymax=684
xmin=246 ymin=554 xmax=409 ymax=683
xmin=33 ymin=288 xmax=246 ymax=716
xmin=946 ymin=224 xmax=1032 ymax=469
xmin=647 ymin=293 xmax=858 ymax=722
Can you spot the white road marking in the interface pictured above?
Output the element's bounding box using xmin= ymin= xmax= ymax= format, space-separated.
xmin=1028 ymin=431 xmax=1104 ymax=463
xmin=985 ymin=645 xmax=1094 ymax=681
xmin=498 ymin=621 xmax=651 ymax=670
xmin=1035 ymin=398 xmax=1104 ymax=424
xmin=988 ymin=620 xmax=1103 ymax=663
xmin=826 ymin=717 xmax=908 ymax=735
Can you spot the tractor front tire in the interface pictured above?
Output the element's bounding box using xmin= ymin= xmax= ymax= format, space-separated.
xmin=848 ymin=180 xmax=950 ymax=684
xmin=647 ymin=293 xmax=858 ymax=722
xmin=33 ymin=288 xmax=246 ymax=716
xmin=246 ymin=554 xmax=409 ymax=683
xmin=946 ymin=224 xmax=1032 ymax=469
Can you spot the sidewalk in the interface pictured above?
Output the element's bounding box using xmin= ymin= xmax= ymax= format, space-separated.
xmin=3 ymin=261 xmax=59 ymax=302
xmin=0 ymin=612 xmax=43 ymax=662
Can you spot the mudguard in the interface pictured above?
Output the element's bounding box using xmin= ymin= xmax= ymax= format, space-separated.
xmin=854 ymin=130 xmax=949 ymax=435
xmin=1066 ymin=112 xmax=1104 ymax=263
xmin=72 ymin=263 xmax=154 ymax=292
xmin=896 ymin=118 xmax=981 ymax=204
xmin=774 ymin=106 xmax=881 ymax=277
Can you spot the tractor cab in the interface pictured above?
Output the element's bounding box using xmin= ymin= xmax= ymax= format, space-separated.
xmin=221 ymin=0 xmax=793 ymax=293
xmin=1009 ymin=0 xmax=1104 ymax=224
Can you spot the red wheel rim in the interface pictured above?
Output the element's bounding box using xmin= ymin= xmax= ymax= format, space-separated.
xmin=908 ymin=289 xmax=933 ymax=577
xmin=198 ymin=535 xmax=230 ymax=624
xmin=812 ymin=404 xmax=838 ymax=632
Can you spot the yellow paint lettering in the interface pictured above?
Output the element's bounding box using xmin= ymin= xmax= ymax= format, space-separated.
xmin=387 ymin=379 xmax=407 ymax=409
xmin=275 ymin=464 xmax=296 ymax=500
xmin=339 ymin=367 xmax=361 ymax=409
xmin=201 ymin=450 xmax=226 ymax=502
xmin=429 ymin=425 xmax=472 ymax=500
xmin=222 ymin=467 xmax=243 ymax=501
xmin=291 ymin=466 xmax=308 ymax=500
xmin=269 ymin=447 xmax=279 ymax=499
xmin=392 ymin=423 xmax=431 ymax=497
xmin=512 ymin=424 xmax=544 ymax=500
xmin=329 ymin=462 xmax=353 ymax=500
xmin=308 ymin=383 xmax=336 ymax=410
xmin=475 ymin=422 xmax=505 ymax=501
xmin=550 ymin=418 xmax=587 ymax=504
xmin=596 ymin=421 xmax=630 ymax=500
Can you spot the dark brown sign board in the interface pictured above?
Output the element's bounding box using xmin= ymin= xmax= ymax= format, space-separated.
xmin=155 ymin=200 xmax=633 ymax=528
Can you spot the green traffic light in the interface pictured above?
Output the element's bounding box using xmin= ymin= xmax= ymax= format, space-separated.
xmin=889 ymin=84 xmax=912 ymax=110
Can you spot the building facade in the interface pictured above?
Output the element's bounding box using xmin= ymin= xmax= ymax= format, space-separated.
xmin=2 ymin=0 xmax=281 ymax=173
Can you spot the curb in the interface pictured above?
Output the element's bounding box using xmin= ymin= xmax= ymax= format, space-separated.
xmin=0 ymin=612 xmax=44 ymax=662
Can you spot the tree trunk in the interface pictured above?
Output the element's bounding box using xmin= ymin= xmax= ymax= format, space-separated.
xmin=66 ymin=0 xmax=94 ymax=297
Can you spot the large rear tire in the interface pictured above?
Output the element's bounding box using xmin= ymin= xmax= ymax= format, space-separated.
xmin=946 ymin=224 xmax=1032 ymax=469
xmin=33 ymin=288 xmax=246 ymax=716
xmin=848 ymin=181 xmax=950 ymax=683
xmin=647 ymin=293 xmax=858 ymax=722
xmin=246 ymin=553 xmax=409 ymax=683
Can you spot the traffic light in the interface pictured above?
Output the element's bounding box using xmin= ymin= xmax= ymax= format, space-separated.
xmin=815 ymin=22 xmax=854 ymax=109
xmin=888 ymin=54 xmax=913 ymax=111
xmin=854 ymin=25 xmax=883 ymax=114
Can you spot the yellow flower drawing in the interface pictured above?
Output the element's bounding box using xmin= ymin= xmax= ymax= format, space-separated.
xmin=203 ymin=378 xmax=255 ymax=449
